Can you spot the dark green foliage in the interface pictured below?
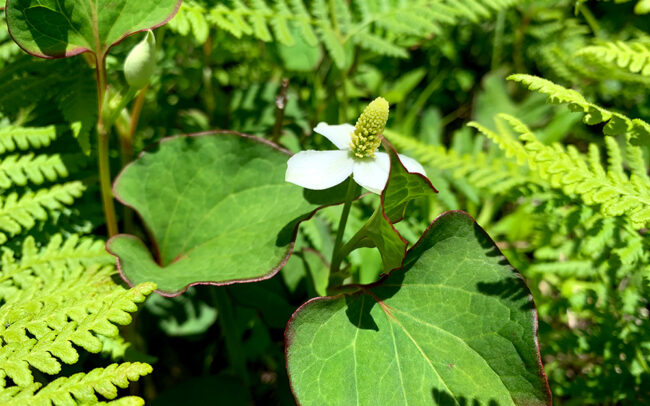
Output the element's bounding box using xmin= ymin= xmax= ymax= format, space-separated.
xmin=2 ymin=0 xmax=649 ymax=404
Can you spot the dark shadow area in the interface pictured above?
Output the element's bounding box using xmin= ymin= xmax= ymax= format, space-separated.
xmin=343 ymin=268 xmax=406 ymax=330
xmin=432 ymin=388 xmax=501 ymax=406
xmin=302 ymin=177 xmax=360 ymax=206
xmin=276 ymin=179 xmax=360 ymax=247
xmin=473 ymin=221 xmax=509 ymax=265
xmin=476 ymin=278 xmax=535 ymax=311
xmin=151 ymin=374 xmax=250 ymax=406
xmin=24 ymin=6 xmax=71 ymax=56
xmin=344 ymin=293 xmax=379 ymax=331
xmin=472 ymin=219 xmax=535 ymax=311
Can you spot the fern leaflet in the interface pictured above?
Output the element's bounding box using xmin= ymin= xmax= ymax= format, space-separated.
xmin=470 ymin=114 xmax=650 ymax=228
xmin=0 ymin=233 xmax=156 ymax=387
xmin=0 ymin=153 xmax=68 ymax=188
xmin=0 ymin=126 xmax=58 ymax=155
xmin=576 ymin=41 xmax=650 ymax=76
xmin=508 ymin=74 xmax=650 ymax=146
xmin=171 ymin=0 xmax=517 ymax=68
xmin=0 ymin=182 xmax=85 ymax=243
xmin=0 ymin=362 xmax=152 ymax=405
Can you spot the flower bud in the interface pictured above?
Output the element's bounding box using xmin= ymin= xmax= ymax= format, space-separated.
xmin=124 ymin=30 xmax=156 ymax=89
xmin=350 ymin=97 xmax=389 ymax=158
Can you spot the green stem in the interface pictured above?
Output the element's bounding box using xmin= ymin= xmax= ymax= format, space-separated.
xmin=330 ymin=177 xmax=358 ymax=274
xmin=476 ymin=197 xmax=496 ymax=227
xmin=272 ymin=78 xmax=290 ymax=144
xmin=335 ymin=219 xmax=370 ymax=267
xmin=95 ymin=55 xmax=118 ymax=237
xmin=401 ymin=73 xmax=444 ymax=135
xmin=328 ymin=0 xmax=340 ymax=33
xmin=339 ymin=69 xmax=349 ymax=123
xmin=211 ymin=287 xmax=249 ymax=387
xmin=106 ymin=87 xmax=138 ymax=131
xmin=491 ymin=9 xmax=505 ymax=71
xmin=577 ymin=3 xmax=601 ymax=37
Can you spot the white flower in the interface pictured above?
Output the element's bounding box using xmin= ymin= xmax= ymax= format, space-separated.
xmin=285 ymin=122 xmax=427 ymax=194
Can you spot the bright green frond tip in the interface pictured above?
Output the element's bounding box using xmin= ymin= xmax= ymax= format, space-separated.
xmin=507 ymin=74 xmax=650 ymax=146
xmin=0 ymin=362 xmax=152 ymax=405
xmin=0 ymin=233 xmax=157 ymax=388
xmin=350 ymin=97 xmax=389 ymax=158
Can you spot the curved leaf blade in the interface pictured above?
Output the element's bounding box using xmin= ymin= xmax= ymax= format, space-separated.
xmin=286 ymin=211 xmax=551 ymax=405
xmin=346 ymin=144 xmax=438 ymax=273
xmin=108 ymin=133 xmax=353 ymax=296
xmin=6 ymin=0 xmax=181 ymax=58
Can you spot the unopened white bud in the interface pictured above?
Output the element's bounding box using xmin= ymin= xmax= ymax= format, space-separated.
xmin=124 ymin=30 xmax=156 ymax=89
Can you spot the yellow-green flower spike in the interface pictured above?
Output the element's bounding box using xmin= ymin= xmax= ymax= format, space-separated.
xmin=350 ymin=97 xmax=389 ymax=158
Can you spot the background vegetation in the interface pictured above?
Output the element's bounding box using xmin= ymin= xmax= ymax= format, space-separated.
xmin=0 ymin=0 xmax=649 ymax=404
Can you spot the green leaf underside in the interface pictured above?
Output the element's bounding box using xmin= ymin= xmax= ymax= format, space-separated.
xmin=348 ymin=145 xmax=437 ymax=273
xmin=6 ymin=0 xmax=181 ymax=58
xmin=286 ymin=211 xmax=551 ymax=405
xmin=108 ymin=133 xmax=354 ymax=295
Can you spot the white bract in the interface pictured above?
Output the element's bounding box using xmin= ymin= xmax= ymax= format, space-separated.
xmin=285 ymin=122 xmax=426 ymax=194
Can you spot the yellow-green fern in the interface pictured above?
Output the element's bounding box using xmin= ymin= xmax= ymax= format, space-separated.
xmin=470 ymin=114 xmax=650 ymax=228
xmin=508 ymin=74 xmax=650 ymax=146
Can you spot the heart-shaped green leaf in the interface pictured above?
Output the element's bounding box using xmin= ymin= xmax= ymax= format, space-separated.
xmin=286 ymin=211 xmax=551 ymax=405
xmin=6 ymin=0 xmax=180 ymax=58
xmin=108 ymin=132 xmax=355 ymax=296
xmin=341 ymin=144 xmax=437 ymax=274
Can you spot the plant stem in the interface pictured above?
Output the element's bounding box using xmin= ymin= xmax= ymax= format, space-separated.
xmin=211 ymin=287 xmax=249 ymax=387
xmin=106 ymin=87 xmax=138 ymax=131
xmin=271 ymin=78 xmax=289 ymax=144
xmin=491 ymin=9 xmax=506 ymax=71
xmin=95 ymin=55 xmax=119 ymax=237
xmin=577 ymin=3 xmax=601 ymax=38
xmin=330 ymin=177 xmax=358 ymax=274
xmin=340 ymin=69 xmax=349 ymax=123
xmin=202 ymin=36 xmax=216 ymax=122
xmin=122 ymin=87 xmax=147 ymax=234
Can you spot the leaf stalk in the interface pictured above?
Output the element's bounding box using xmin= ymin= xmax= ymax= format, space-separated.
xmin=330 ymin=177 xmax=358 ymax=276
xmin=95 ymin=55 xmax=119 ymax=237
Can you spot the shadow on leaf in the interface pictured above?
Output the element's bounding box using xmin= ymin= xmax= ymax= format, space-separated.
xmin=276 ymin=179 xmax=360 ymax=247
xmin=476 ymin=278 xmax=535 ymax=311
xmin=343 ymin=269 xmax=406 ymax=331
xmin=432 ymin=388 xmax=500 ymax=406
xmin=24 ymin=6 xmax=71 ymax=56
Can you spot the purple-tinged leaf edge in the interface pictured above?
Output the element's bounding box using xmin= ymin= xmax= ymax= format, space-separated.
xmin=4 ymin=0 xmax=182 ymax=59
xmin=106 ymin=131 xmax=359 ymax=297
xmin=284 ymin=209 xmax=552 ymax=405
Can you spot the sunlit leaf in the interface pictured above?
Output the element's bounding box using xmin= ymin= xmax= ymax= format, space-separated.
xmin=286 ymin=211 xmax=551 ymax=405
xmin=344 ymin=144 xmax=437 ymax=273
xmin=6 ymin=0 xmax=181 ymax=58
xmin=108 ymin=132 xmax=354 ymax=296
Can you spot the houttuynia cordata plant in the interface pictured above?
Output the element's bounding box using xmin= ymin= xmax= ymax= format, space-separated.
xmin=1 ymin=0 xmax=648 ymax=404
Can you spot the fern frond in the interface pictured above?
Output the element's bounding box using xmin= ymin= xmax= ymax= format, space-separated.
xmin=0 ymin=182 xmax=85 ymax=242
xmin=0 ymin=362 xmax=151 ymax=405
xmin=507 ymin=74 xmax=650 ymax=145
xmin=386 ymin=129 xmax=541 ymax=194
xmin=0 ymin=153 xmax=68 ymax=188
xmin=493 ymin=114 xmax=650 ymax=228
xmin=352 ymin=31 xmax=409 ymax=58
xmin=529 ymin=260 xmax=594 ymax=277
xmin=0 ymin=126 xmax=58 ymax=155
xmin=198 ymin=0 xmax=515 ymax=68
xmin=269 ymin=0 xmax=296 ymax=46
xmin=168 ymin=1 xmax=210 ymax=43
xmin=0 ymin=234 xmax=114 ymax=296
xmin=0 ymin=256 xmax=156 ymax=387
xmin=576 ymin=41 xmax=650 ymax=77
xmin=288 ymin=0 xmax=318 ymax=45
xmin=55 ymin=75 xmax=97 ymax=155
